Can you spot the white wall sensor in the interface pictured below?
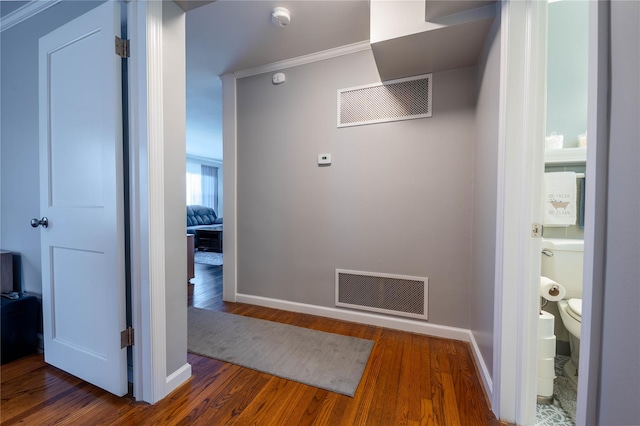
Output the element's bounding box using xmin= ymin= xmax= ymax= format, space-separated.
xmin=272 ymin=7 xmax=291 ymax=28
xmin=318 ymin=153 xmax=332 ymax=165
xmin=272 ymin=72 xmax=286 ymax=85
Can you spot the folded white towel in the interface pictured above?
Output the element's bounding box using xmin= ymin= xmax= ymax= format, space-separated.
xmin=544 ymin=172 xmax=577 ymax=226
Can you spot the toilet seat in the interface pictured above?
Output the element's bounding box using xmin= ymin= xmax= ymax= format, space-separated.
xmin=567 ymin=298 xmax=582 ymax=322
xmin=557 ymin=300 xmax=581 ymax=340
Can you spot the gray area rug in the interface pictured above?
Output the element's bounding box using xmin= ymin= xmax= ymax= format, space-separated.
xmin=194 ymin=251 xmax=223 ymax=266
xmin=188 ymin=307 xmax=374 ymax=397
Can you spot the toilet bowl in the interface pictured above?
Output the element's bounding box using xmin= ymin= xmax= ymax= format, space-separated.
xmin=541 ymin=238 xmax=584 ymax=386
xmin=557 ymin=298 xmax=581 ymax=384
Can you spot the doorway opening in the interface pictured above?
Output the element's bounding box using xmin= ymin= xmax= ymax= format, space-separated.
xmin=535 ymin=1 xmax=589 ymax=424
xmin=185 ymin=71 xmax=224 ymax=311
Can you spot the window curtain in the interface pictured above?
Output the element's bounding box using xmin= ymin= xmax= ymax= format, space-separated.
xmin=201 ymin=165 xmax=218 ymax=212
xmin=186 ymin=172 xmax=202 ymax=205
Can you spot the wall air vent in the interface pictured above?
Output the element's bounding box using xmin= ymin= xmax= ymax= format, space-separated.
xmin=337 ymin=73 xmax=432 ymax=128
xmin=335 ymin=269 xmax=428 ymax=320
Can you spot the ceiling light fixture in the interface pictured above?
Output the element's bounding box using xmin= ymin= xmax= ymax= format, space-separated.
xmin=271 ymin=7 xmax=291 ymax=28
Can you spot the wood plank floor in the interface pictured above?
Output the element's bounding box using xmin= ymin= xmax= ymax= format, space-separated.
xmin=1 ymin=263 xmax=500 ymax=425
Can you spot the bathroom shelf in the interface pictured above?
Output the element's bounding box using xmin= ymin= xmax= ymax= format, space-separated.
xmin=544 ymin=147 xmax=587 ymax=164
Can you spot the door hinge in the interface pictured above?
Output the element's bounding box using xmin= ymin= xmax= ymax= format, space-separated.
xmin=531 ymin=223 xmax=543 ymax=238
xmin=121 ymin=327 xmax=134 ymax=348
xmin=115 ymin=36 xmax=130 ymax=58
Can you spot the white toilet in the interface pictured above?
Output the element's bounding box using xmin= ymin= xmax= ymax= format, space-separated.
xmin=541 ymin=238 xmax=584 ymax=385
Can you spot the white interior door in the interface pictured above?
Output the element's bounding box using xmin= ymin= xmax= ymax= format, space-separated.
xmin=38 ymin=1 xmax=127 ymax=396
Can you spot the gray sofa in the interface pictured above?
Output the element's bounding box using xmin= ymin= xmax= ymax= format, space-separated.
xmin=186 ymin=205 xmax=222 ymax=245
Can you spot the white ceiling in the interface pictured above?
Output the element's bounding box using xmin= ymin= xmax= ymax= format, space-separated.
xmin=185 ymin=0 xmax=370 ymax=160
xmin=0 ymin=0 xmax=370 ymax=161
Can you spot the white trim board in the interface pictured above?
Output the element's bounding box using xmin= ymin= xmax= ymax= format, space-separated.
xmin=491 ymin=0 xmax=508 ymax=417
xmin=128 ymin=0 xmax=154 ymax=404
xmin=576 ymin=2 xmax=609 ymax=424
xmin=469 ymin=330 xmax=494 ymax=402
xmin=221 ymin=73 xmax=237 ymax=303
xmin=236 ymin=294 xmax=469 ymax=341
xmin=234 ymin=41 xmax=371 ymax=79
xmin=165 ymin=363 xmax=192 ymax=396
xmin=494 ymin=1 xmax=552 ymax=424
xmin=146 ymin=0 xmax=168 ymax=404
xmin=235 ymin=293 xmax=494 ymax=402
xmin=130 ymin=0 xmax=191 ymax=404
xmin=236 ymin=293 xmax=471 ymax=342
xmin=0 ymin=0 xmax=61 ymax=32
xmin=186 ymin=154 xmax=222 ymax=167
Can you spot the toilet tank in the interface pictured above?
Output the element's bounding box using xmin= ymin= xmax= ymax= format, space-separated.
xmin=541 ymin=238 xmax=584 ymax=299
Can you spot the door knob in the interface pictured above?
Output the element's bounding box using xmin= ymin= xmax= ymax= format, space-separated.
xmin=31 ymin=217 xmax=49 ymax=228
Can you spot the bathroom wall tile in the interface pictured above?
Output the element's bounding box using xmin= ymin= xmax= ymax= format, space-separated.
xmin=546 ymin=165 xmax=568 ymax=173
xmin=542 ymin=225 xmax=585 ymax=239
xmin=566 ymin=226 xmax=585 ymax=239
xmin=543 ymin=227 xmax=569 ymax=238
xmin=544 ymin=164 xmax=586 ymax=174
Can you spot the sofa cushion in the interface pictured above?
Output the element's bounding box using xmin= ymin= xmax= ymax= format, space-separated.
xmin=187 ymin=205 xmax=218 ymax=227
xmin=187 ymin=205 xmax=222 ymax=234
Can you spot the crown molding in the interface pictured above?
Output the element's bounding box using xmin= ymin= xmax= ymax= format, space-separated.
xmin=187 ymin=154 xmax=223 ymax=165
xmin=234 ymin=40 xmax=371 ymax=79
xmin=0 ymin=0 xmax=61 ymax=32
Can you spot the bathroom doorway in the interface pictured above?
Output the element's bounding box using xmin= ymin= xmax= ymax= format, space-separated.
xmin=535 ymin=1 xmax=590 ymax=425
xmin=496 ymin=1 xmax=604 ymax=424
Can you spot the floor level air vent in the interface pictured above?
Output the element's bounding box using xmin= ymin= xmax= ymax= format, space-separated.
xmin=337 ymin=73 xmax=432 ymax=128
xmin=335 ymin=269 xmax=428 ymax=320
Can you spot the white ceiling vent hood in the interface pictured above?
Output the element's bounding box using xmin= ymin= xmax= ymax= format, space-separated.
xmin=370 ymin=0 xmax=497 ymax=81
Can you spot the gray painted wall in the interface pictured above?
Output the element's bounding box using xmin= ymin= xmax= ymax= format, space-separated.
xmin=0 ymin=1 xmax=103 ymax=294
xmin=546 ymin=0 xmax=589 ymax=148
xmin=597 ymin=1 xmax=640 ymax=424
xmin=236 ymin=50 xmax=476 ymax=329
xmin=162 ymin=1 xmax=188 ymax=377
xmin=471 ymin=15 xmax=501 ymax=379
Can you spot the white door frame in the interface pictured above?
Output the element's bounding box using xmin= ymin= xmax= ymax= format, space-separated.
xmin=127 ymin=0 xmax=168 ymax=404
xmin=495 ymin=1 xmax=606 ymax=424
xmin=493 ymin=1 xmax=546 ymax=423
xmin=221 ymin=73 xmax=238 ymax=303
xmin=576 ymin=1 xmax=609 ymax=424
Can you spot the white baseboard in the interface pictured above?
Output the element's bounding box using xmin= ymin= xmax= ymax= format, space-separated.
xmin=468 ymin=330 xmax=494 ymax=403
xmin=235 ymin=293 xmax=470 ymax=342
xmin=165 ymin=363 xmax=191 ymax=396
xmin=234 ymin=293 xmax=494 ymax=409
